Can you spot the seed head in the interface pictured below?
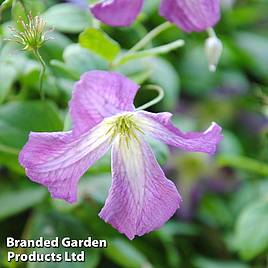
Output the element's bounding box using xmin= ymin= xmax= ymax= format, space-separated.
xmin=7 ymin=12 xmax=52 ymax=51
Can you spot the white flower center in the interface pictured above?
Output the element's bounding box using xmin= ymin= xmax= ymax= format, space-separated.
xmin=105 ymin=113 xmax=144 ymax=146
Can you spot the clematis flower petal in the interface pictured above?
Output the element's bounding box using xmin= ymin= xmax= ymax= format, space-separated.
xmin=159 ymin=0 xmax=221 ymax=32
xmin=135 ymin=111 xmax=223 ymax=154
xmin=70 ymin=71 xmax=139 ymax=135
xmin=19 ymin=121 xmax=113 ymax=203
xmin=90 ymin=0 xmax=143 ymax=27
xmin=99 ymin=135 xmax=181 ymax=240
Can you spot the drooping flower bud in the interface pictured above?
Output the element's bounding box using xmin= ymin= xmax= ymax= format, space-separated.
xmin=7 ymin=12 xmax=52 ymax=51
xmin=205 ymin=35 xmax=223 ymax=72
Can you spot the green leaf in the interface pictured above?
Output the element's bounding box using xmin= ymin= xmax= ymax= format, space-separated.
xmin=235 ymin=200 xmax=268 ymax=260
xmin=235 ymin=32 xmax=268 ymax=81
xmin=104 ymin=238 xmax=150 ymax=268
xmin=198 ymin=193 xmax=233 ymax=227
xmin=218 ymin=130 xmax=243 ymax=155
xmin=157 ymin=221 xmax=200 ymax=238
xmin=43 ymin=4 xmax=91 ymax=33
xmin=228 ymin=6 xmax=267 ymax=27
xmin=0 ymin=101 xmax=62 ymax=141
xmin=0 ymin=187 xmax=46 ymax=220
xmin=12 ymin=0 xmax=45 ymax=30
xmin=0 ymin=101 xmax=63 ymax=172
xmin=193 ymin=256 xmax=250 ymax=268
xmin=0 ymin=62 xmax=17 ymax=103
xmin=27 ymin=210 xmax=100 ymax=268
xmin=149 ymin=57 xmax=180 ymax=110
xmin=0 ymin=43 xmax=27 ymax=102
xmin=79 ymin=28 xmax=120 ymax=62
xmin=42 ymin=31 xmax=72 ymax=61
xmin=78 ymin=174 xmax=111 ymax=204
xmin=220 ymin=69 xmax=249 ymax=93
xmin=50 ymin=60 xmax=80 ymax=81
xmin=115 ymin=58 xmax=152 ymax=84
xmin=51 ymin=44 xmax=108 ymax=80
xmin=63 ymin=44 xmax=108 ymax=76
xmin=178 ymin=44 xmax=218 ymax=95
xmin=230 ymin=181 xmax=258 ymax=216
xmin=148 ymin=138 xmax=169 ymax=166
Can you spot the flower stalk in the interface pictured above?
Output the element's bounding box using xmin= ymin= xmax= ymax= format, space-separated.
xmin=112 ymin=21 xmax=182 ymax=67
xmin=7 ymin=12 xmax=52 ymax=99
xmin=136 ymin=85 xmax=165 ymax=111
xmin=128 ymin=21 xmax=173 ymax=54
xmin=205 ymin=27 xmax=223 ymax=72
xmin=114 ymin=39 xmax=185 ymax=66
xmin=33 ymin=49 xmax=46 ymax=100
xmin=207 ymin=27 xmax=217 ymax=38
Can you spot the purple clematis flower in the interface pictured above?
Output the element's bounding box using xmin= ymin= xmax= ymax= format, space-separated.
xmin=90 ymin=0 xmax=221 ymax=32
xmin=91 ymin=0 xmax=143 ymax=27
xmin=159 ymin=0 xmax=221 ymax=32
xmin=19 ymin=71 xmax=222 ymax=239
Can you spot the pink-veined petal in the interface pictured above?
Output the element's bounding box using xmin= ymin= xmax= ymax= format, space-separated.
xmin=90 ymin=0 xmax=143 ymax=27
xmin=19 ymin=121 xmax=113 ymax=203
xmin=135 ymin=111 xmax=223 ymax=154
xmin=70 ymin=71 xmax=139 ymax=136
xmin=159 ymin=0 xmax=221 ymax=32
xmin=99 ymin=135 xmax=181 ymax=240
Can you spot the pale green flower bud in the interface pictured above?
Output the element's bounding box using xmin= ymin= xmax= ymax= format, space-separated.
xmin=205 ymin=36 xmax=223 ymax=72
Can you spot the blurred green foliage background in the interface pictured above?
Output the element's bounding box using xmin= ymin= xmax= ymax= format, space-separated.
xmin=0 ymin=0 xmax=268 ymax=267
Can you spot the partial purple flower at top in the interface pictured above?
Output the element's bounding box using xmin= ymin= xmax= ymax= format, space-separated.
xmin=19 ymin=71 xmax=222 ymax=239
xmin=90 ymin=0 xmax=221 ymax=32
xmin=159 ymin=0 xmax=221 ymax=32
xmin=91 ymin=0 xmax=143 ymax=27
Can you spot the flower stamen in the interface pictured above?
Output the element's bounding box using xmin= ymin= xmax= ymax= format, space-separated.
xmin=106 ymin=114 xmax=144 ymax=147
xmin=7 ymin=12 xmax=52 ymax=51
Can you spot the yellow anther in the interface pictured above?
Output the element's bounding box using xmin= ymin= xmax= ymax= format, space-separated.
xmin=106 ymin=114 xmax=144 ymax=147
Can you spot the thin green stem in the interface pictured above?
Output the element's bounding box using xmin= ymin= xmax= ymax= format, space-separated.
xmin=129 ymin=21 xmax=173 ymax=53
xmin=136 ymin=85 xmax=164 ymax=111
xmin=113 ymin=21 xmax=174 ymax=67
xmin=33 ymin=49 xmax=46 ymax=100
xmin=207 ymin=27 xmax=216 ymax=38
xmin=0 ymin=144 xmax=20 ymax=155
xmin=92 ymin=17 xmax=100 ymax=29
xmin=116 ymin=39 xmax=185 ymax=66
xmin=217 ymin=154 xmax=268 ymax=176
